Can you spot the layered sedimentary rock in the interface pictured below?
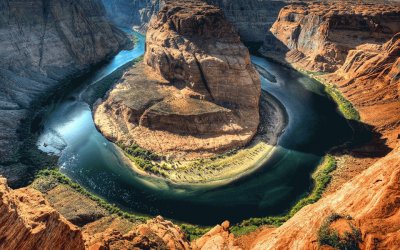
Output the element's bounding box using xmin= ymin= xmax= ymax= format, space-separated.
xmin=232 ymin=3 xmax=400 ymax=249
xmin=249 ymin=143 xmax=400 ymax=249
xmin=95 ymin=0 xmax=261 ymax=159
xmin=0 ymin=177 xmax=85 ymax=250
xmin=261 ymin=3 xmax=400 ymax=72
xmin=86 ymin=216 xmax=190 ymax=250
xmin=101 ymin=0 xmax=288 ymax=42
xmin=0 ymin=0 xmax=130 ymax=186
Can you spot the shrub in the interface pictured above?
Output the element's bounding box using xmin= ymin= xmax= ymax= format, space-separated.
xmin=318 ymin=213 xmax=362 ymax=250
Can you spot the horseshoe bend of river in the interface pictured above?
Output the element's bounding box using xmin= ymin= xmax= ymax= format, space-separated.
xmin=36 ymin=31 xmax=353 ymax=226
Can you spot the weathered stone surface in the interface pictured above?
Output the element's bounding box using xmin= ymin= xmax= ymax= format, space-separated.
xmin=0 ymin=177 xmax=85 ymax=250
xmin=0 ymin=0 xmax=130 ymax=186
xmin=95 ymin=0 xmax=261 ymax=159
xmin=101 ymin=0 xmax=289 ymax=42
xmin=193 ymin=220 xmax=242 ymax=250
xmin=262 ymin=2 xmax=400 ymax=72
xmin=87 ymin=216 xmax=190 ymax=250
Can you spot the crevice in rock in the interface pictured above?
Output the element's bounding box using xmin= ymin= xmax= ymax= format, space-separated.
xmin=194 ymin=54 xmax=214 ymax=101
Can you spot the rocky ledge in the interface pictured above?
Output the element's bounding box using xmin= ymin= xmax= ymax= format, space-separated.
xmin=94 ymin=0 xmax=261 ymax=160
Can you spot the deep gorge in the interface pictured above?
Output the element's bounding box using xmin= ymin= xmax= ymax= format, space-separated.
xmin=0 ymin=0 xmax=399 ymax=249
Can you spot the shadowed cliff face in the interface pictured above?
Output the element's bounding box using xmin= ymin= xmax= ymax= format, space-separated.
xmin=0 ymin=0 xmax=130 ymax=187
xmin=101 ymin=0 xmax=288 ymax=42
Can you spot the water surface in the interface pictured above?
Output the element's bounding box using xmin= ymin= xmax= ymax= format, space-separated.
xmin=37 ymin=31 xmax=353 ymax=226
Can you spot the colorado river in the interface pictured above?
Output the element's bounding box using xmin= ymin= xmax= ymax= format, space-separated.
xmin=37 ymin=31 xmax=353 ymax=226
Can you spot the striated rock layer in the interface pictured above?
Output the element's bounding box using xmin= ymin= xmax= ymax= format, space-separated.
xmin=239 ymin=3 xmax=400 ymax=249
xmin=0 ymin=0 xmax=130 ymax=186
xmin=101 ymin=0 xmax=289 ymax=42
xmin=261 ymin=2 xmax=400 ymax=72
xmin=0 ymin=177 xmax=85 ymax=250
xmin=95 ymin=0 xmax=261 ymax=159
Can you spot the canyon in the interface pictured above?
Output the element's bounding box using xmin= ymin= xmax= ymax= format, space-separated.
xmin=0 ymin=0 xmax=131 ymax=187
xmin=0 ymin=0 xmax=399 ymax=250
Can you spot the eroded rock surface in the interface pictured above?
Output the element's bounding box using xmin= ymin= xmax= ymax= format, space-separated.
xmin=95 ymin=0 xmax=261 ymax=159
xmin=101 ymin=0 xmax=288 ymax=42
xmin=0 ymin=0 xmax=130 ymax=187
xmin=262 ymin=2 xmax=400 ymax=72
xmin=0 ymin=177 xmax=85 ymax=250
xmin=86 ymin=216 xmax=190 ymax=250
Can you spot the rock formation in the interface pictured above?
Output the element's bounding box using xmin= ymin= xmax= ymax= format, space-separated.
xmin=261 ymin=3 xmax=400 ymax=72
xmin=0 ymin=177 xmax=85 ymax=250
xmin=94 ymin=0 xmax=261 ymax=159
xmin=0 ymin=0 xmax=130 ymax=186
xmin=193 ymin=221 xmax=241 ymax=250
xmin=86 ymin=216 xmax=190 ymax=250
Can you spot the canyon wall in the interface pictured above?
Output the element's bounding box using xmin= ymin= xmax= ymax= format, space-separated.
xmin=0 ymin=0 xmax=130 ymax=186
xmin=94 ymin=0 xmax=261 ymax=159
xmin=101 ymin=0 xmax=288 ymax=42
xmin=0 ymin=177 xmax=85 ymax=250
xmin=243 ymin=3 xmax=400 ymax=249
xmin=261 ymin=3 xmax=400 ymax=72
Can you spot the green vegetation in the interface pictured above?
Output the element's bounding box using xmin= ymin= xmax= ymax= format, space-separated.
xmin=318 ymin=213 xmax=362 ymax=250
xmin=297 ymin=68 xmax=360 ymax=121
xmin=118 ymin=143 xmax=169 ymax=177
xmin=35 ymin=169 xmax=148 ymax=223
xmin=230 ymin=155 xmax=337 ymax=236
xmin=323 ymin=84 xmax=360 ymax=121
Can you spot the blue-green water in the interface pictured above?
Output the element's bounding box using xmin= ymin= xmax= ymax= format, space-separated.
xmin=37 ymin=31 xmax=353 ymax=226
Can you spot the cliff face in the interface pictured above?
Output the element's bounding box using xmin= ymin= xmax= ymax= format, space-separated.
xmin=206 ymin=0 xmax=287 ymax=42
xmin=250 ymin=143 xmax=400 ymax=249
xmin=94 ymin=0 xmax=261 ymax=159
xmin=101 ymin=0 xmax=165 ymax=32
xmin=101 ymin=0 xmax=288 ymax=42
xmin=262 ymin=3 xmax=400 ymax=72
xmin=0 ymin=177 xmax=85 ymax=250
xmin=0 ymin=0 xmax=130 ymax=186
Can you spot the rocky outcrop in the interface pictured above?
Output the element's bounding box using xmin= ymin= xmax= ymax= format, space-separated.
xmin=0 ymin=177 xmax=85 ymax=250
xmin=261 ymin=3 xmax=400 ymax=72
xmin=193 ymin=221 xmax=241 ymax=250
xmin=95 ymin=0 xmax=261 ymax=159
xmin=0 ymin=0 xmax=130 ymax=186
xmin=87 ymin=216 xmax=190 ymax=250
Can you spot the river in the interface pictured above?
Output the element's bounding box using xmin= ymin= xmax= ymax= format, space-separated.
xmin=36 ymin=31 xmax=353 ymax=226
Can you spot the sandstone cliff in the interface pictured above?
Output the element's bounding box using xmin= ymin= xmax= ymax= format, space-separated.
xmin=94 ymin=0 xmax=261 ymax=159
xmin=0 ymin=177 xmax=85 ymax=250
xmin=262 ymin=3 xmax=400 ymax=72
xmin=0 ymin=0 xmax=130 ymax=186
xmin=235 ymin=3 xmax=400 ymax=249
